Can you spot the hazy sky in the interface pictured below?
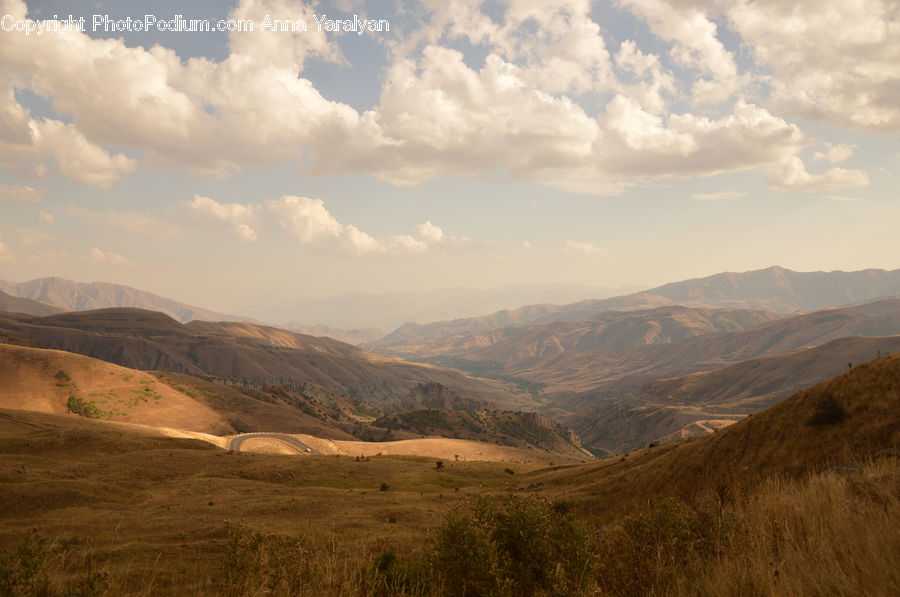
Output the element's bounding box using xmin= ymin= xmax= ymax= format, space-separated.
xmin=1 ymin=0 xmax=898 ymax=315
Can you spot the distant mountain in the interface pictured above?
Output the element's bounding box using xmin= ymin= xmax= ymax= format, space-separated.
xmin=368 ymin=266 xmax=900 ymax=353
xmin=252 ymin=283 xmax=644 ymax=330
xmin=0 ymin=308 xmax=528 ymax=413
xmin=378 ymin=304 xmax=787 ymax=361
xmin=569 ymin=335 xmax=900 ymax=455
xmin=0 ymin=291 xmax=63 ymax=316
xmin=523 ymin=298 xmax=900 ymax=396
xmin=649 ymin=265 xmax=900 ymax=311
xmin=276 ymin=322 xmax=386 ymax=345
xmin=0 ymin=277 xmax=252 ymax=324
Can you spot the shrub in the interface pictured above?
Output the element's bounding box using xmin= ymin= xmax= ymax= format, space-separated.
xmin=66 ymin=396 xmax=105 ymax=419
xmin=430 ymin=494 xmax=595 ymax=596
xmin=806 ymin=394 xmax=847 ymax=426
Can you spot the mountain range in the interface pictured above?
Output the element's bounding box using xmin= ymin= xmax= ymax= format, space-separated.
xmin=368 ymin=265 xmax=900 ymax=353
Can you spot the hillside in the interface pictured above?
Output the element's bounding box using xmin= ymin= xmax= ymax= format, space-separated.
xmin=532 ymin=352 xmax=900 ymax=516
xmin=0 ymin=277 xmax=251 ymax=324
xmin=372 ymin=408 xmax=592 ymax=459
xmin=0 ymin=343 xmax=231 ymax=433
xmin=561 ymin=335 xmax=900 ymax=455
xmin=368 ymin=266 xmax=900 ymax=354
xmin=0 ymin=308 xmax=529 ymax=412
xmin=0 ymin=291 xmax=62 ymax=316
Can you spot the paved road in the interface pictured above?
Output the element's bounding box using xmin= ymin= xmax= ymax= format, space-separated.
xmin=228 ymin=432 xmax=317 ymax=454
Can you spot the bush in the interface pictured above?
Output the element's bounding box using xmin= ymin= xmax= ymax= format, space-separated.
xmin=429 ymin=494 xmax=595 ymax=596
xmin=806 ymin=394 xmax=847 ymax=426
xmin=66 ymin=396 xmax=105 ymax=419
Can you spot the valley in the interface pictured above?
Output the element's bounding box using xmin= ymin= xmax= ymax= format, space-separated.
xmin=2 ymin=266 xmax=900 ymax=595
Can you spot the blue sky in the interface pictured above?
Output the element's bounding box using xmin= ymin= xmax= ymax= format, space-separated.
xmin=1 ymin=0 xmax=898 ymax=318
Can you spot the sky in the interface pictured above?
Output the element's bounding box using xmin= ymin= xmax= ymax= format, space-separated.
xmin=0 ymin=0 xmax=898 ymax=317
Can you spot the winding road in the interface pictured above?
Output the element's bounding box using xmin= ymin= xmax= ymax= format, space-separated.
xmin=227 ymin=432 xmax=318 ymax=454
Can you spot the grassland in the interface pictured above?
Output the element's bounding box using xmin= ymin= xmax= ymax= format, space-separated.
xmin=2 ymin=354 xmax=899 ymax=595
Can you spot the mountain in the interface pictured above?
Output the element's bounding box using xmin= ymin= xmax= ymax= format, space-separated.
xmin=254 ymin=283 xmax=644 ymax=330
xmin=0 ymin=308 xmax=529 ymax=413
xmin=499 ymin=298 xmax=900 ymax=396
xmin=368 ymin=266 xmax=900 ymax=354
xmin=649 ymin=265 xmax=900 ymax=311
xmin=0 ymin=291 xmax=63 ymax=316
xmin=0 ymin=277 xmax=252 ymax=324
xmin=379 ymin=304 xmax=786 ymax=361
xmin=568 ymin=335 xmax=900 ymax=456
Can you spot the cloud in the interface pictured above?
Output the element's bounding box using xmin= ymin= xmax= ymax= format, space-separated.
xmin=692 ymin=191 xmax=746 ymax=201
xmin=813 ymin=143 xmax=856 ymax=164
xmin=88 ymin=247 xmax=129 ymax=266
xmin=727 ymin=0 xmax=900 ymax=132
xmin=0 ymin=184 xmax=42 ymax=202
xmin=38 ymin=211 xmax=54 ymax=225
xmin=521 ymin=240 xmax=533 ymax=249
xmin=826 ymin=195 xmax=862 ymax=202
xmin=766 ymin=156 xmax=870 ymax=191
xmin=187 ymin=195 xmax=259 ymax=243
xmin=268 ymin=195 xmax=381 ymax=255
xmin=564 ymin=239 xmax=607 ymax=256
xmin=0 ymin=0 xmax=892 ymax=196
xmin=184 ymin=194 xmax=484 ymax=256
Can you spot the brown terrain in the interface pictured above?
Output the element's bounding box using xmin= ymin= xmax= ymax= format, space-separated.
xmin=0 ymin=308 xmax=530 ymax=411
xmin=0 ymin=348 xmax=897 ymax=595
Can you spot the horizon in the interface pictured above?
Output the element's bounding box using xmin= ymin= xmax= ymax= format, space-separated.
xmin=1 ymin=0 xmax=899 ymax=317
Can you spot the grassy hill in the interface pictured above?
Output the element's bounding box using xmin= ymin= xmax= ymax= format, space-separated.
xmin=569 ymin=334 xmax=900 ymax=455
xmin=0 ymin=353 xmax=898 ymax=595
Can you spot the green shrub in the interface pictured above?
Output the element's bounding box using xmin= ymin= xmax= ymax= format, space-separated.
xmin=66 ymin=396 xmax=105 ymax=419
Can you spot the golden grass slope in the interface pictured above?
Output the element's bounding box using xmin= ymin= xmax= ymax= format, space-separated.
xmin=0 ymin=342 xmax=231 ymax=434
xmin=531 ymin=352 xmax=900 ymax=518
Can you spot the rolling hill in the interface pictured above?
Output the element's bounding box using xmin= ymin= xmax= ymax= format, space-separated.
xmin=0 ymin=308 xmax=530 ymax=412
xmin=0 ymin=342 xmax=231 ymax=433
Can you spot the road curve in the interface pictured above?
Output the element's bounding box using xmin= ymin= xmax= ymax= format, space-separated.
xmin=228 ymin=432 xmax=317 ymax=454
